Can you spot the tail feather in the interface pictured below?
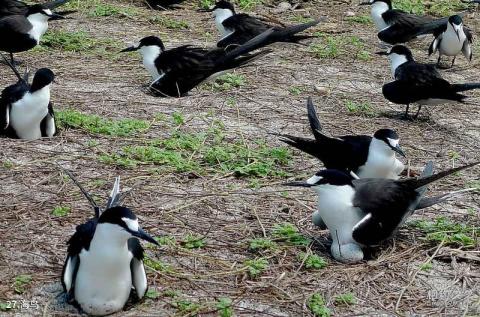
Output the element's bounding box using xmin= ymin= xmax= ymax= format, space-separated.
xmin=451 ymin=83 xmax=480 ymax=93
xmin=230 ymin=49 xmax=272 ymax=69
xmin=1 ymin=53 xmax=23 ymax=82
xmin=222 ymin=28 xmax=275 ymax=61
xmin=306 ymin=97 xmax=323 ymax=140
xmin=279 ymin=134 xmax=321 ymax=158
xmin=406 ymin=161 xmax=480 ymax=190
xmin=415 ymin=188 xmax=477 ymax=210
xmin=106 ymin=176 xmax=121 ymax=210
xmin=272 ymin=19 xmax=322 ymax=42
xmin=60 ymin=166 xmax=100 ymax=218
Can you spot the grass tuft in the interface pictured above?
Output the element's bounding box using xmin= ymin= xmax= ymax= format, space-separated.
xmin=244 ymin=258 xmax=268 ymax=278
xmin=308 ymin=293 xmax=330 ymax=317
xmin=412 ymin=216 xmax=478 ymax=247
xmin=272 ymin=223 xmax=311 ymax=246
xmin=334 ymin=293 xmax=356 ymax=306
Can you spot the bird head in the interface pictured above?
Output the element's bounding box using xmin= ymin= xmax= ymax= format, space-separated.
xmin=30 ymin=68 xmax=55 ymax=93
xmin=373 ymin=129 xmax=406 ymax=157
xmin=121 ymin=36 xmax=165 ymax=56
xmin=448 ymin=15 xmax=464 ymax=41
xmin=200 ymin=0 xmax=235 ymax=15
xmin=27 ymin=5 xmax=65 ymax=20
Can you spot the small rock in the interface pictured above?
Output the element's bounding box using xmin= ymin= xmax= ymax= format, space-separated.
xmin=272 ymin=1 xmax=292 ymax=14
xmin=314 ymin=85 xmax=329 ymax=95
xmin=345 ymin=11 xmax=356 ymax=17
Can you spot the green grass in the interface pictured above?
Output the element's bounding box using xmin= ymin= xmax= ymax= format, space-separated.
xmin=173 ymin=299 xmax=202 ymax=314
xmin=13 ymin=275 xmax=32 ymax=294
xmin=51 ymin=206 xmax=71 ymax=217
xmin=308 ymin=293 xmax=330 ymax=317
xmin=298 ymin=252 xmax=328 ymax=270
xmin=216 ymin=298 xmax=233 ymax=317
xmin=393 ymin=0 xmax=467 ymax=16
xmin=207 ymin=73 xmax=246 ymax=91
xmin=272 ymin=223 xmax=311 ymax=246
xmin=2 ymin=160 xmax=14 ymax=169
xmin=310 ymin=33 xmax=371 ymax=61
xmin=63 ymin=0 xmax=138 ymax=17
xmin=345 ymin=100 xmax=376 ymax=116
xmin=420 ymin=262 xmax=433 ymax=271
xmin=345 ymin=15 xmax=372 ymax=25
xmin=289 ymin=86 xmax=304 ymax=96
xmin=100 ymin=115 xmax=292 ymax=177
xmin=249 ymin=238 xmax=277 ymax=251
xmin=57 ymin=109 xmax=150 ymax=136
xmin=412 ymin=216 xmax=479 ymax=248
xmin=334 ymin=293 xmax=356 ymax=306
xmin=181 ymin=234 xmax=206 ymax=249
xmin=145 ymin=289 xmax=161 ymax=299
xmin=244 ymin=258 xmax=268 ymax=278
xmin=150 ymin=16 xmax=189 ymax=29
xmin=144 ymin=257 xmax=174 ymax=273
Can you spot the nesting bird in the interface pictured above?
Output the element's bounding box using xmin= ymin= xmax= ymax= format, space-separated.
xmin=428 ymin=15 xmax=473 ymax=68
xmin=121 ymin=30 xmax=273 ymax=97
xmin=203 ymin=0 xmax=321 ymax=48
xmin=0 ymin=55 xmax=56 ymax=139
xmin=0 ymin=0 xmax=71 ymax=18
xmin=378 ymin=45 xmax=480 ymax=119
xmin=280 ymin=98 xmax=405 ymax=179
xmin=62 ymin=173 xmax=159 ymax=316
xmin=286 ymin=161 xmax=479 ymax=262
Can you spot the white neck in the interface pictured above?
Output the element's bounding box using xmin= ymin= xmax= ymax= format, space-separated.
xmin=369 ymin=137 xmax=395 ymax=157
xmin=27 ymin=13 xmax=49 ymax=43
xmin=140 ymin=45 xmax=162 ymax=80
xmin=214 ymin=8 xmax=234 ymax=37
xmin=371 ymin=2 xmax=390 ymax=31
xmin=389 ymin=53 xmax=408 ymax=78
xmin=90 ymin=223 xmax=131 ymax=251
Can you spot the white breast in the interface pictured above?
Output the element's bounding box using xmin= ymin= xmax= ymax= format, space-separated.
xmin=214 ymin=8 xmax=234 ymax=37
xmin=357 ymin=138 xmax=404 ymax=179
xmin=439 ymin=24 xmax=466 ymax=56
xmin=10 ymin=86 xmax=50 ymax=140
xmin=26 ymin=13 xmax=49 ymax=44
xmin=140 ymin=45 xmax=162 ymax=81
xmin=389 ymin=53 xmax=408 ymax=78
xmin=371 ymin=2 xmax=389 ymax=31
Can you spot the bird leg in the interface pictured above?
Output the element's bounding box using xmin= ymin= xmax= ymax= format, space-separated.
xmin=437 ymin=55 xmax=441 ymax=66
xmin=451 ymin=56 xmax=456 ymax=68
xmin=413 ymin=105 xmax=422 ymax=119
xmin=403 ymin=104 xmax=411 ymax=119
xmin=3 ymin=53 xmax=22 ymax=66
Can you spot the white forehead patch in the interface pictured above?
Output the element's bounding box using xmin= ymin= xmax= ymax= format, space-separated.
xmin=387 ymin=137 xmax=399 ymax=148
xmin=307 ymin=175 xmax=323 ymax=185
xmin=43 ymin=9 xmax=52 ymax=15
xmin=122 ymin=217 xmax=139 ymax=232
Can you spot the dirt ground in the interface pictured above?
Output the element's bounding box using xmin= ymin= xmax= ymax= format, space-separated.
xmin=0 ymin=0 xmax=479 ymax=316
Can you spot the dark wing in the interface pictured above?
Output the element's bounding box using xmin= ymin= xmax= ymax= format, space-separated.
xmin=382 ymin=9 xmax=434 ymax=26
xmin=0 ymin=79 xmax=28 ymax=136
xmin=128 ymin=238 xmax=148 ymax=299
xmin=465 ymin=27 xmax=473 ymax=43
xmin=0 ymin=0 xmax=28 ymax=17
xmin=351 ymin=179 xmax=419 ymax=246
xmin=0 ymin=15 xmax=33 ymax=52
xmin=62 ymin=219 xmax=97 ymax=299
xmin=462 ymin=27 xmax=473 ymax=61
xmin=218 ymin=14 xmax=270 ymax=47
xmin=40 ymin=102 xmax=57 ymax=137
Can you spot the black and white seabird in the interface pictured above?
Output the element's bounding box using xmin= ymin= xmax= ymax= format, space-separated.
xmin=121 ymin=30 xmax=272 ymax=97
xmin=0 ymin=4 xmax=65 ymax=63
xmin=0 ymin=0 xmax=71 ymax=18
xmin=61 ymin=173 xmax=159 ymax=316
xmin=202 ymin=0 xmax=321 ymax=48
xmin=286 ymin=161 xmax=479 ymax=262
xmin=378 ymin=45 xmax=480 ymax=119
xmin=360 ymin=0 xmax=462 ymax=45
xmin=429 ymin=15 xmax=473 ymax=67
xmin=0 ymin=55 xmax=56 ymax=139
xmin=280 ymin=97 xmax=405 ymax=179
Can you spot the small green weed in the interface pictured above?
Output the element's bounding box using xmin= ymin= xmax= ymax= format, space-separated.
xmin=289 ymin=86 xmax=303 ymax=96
xmin=198 ymin=0 xmax=215 ymax=9
xmin=89 ymin=2 xmax=138 ymax=17
xmin=174 ymin=299 xmax=201 ymax=314
xmin=57 ymin=109 xmax=150 ymax=136
xmin=244 ymin=258 xmax=268 ymax=278
xmin=13 ymin=275 xmax=32 ymax=294
xmin=420 ymin=263 xmax=433 ymax=271
xmin=394 ymin=0 xmax=466 ymax=16
xmin=217 ymin=298 xmax=233 ymax=317
xmin=249 ymin=238 xmax=277 ymax=251
xmin=51 ymin=206 xmax=70 ymax=217
xmin=155 ymin=235 xmax=177 ymax=247
xmin=345 ymin=15 xmax=372 ymax=25
xmin=164 ymin=289 xmax=180 ymax=297
xmin=334 ymin=293 xmax=356 ymax=306
xmin=298 ymin=252 xmax=328 ymax=270
xmin=308 ymin=293 xmax=330 ymax=317
xmin=144 ymin=257 xmax=173 ymax=273
xmin=208 ymin=73 xmax=246 ymax=91
xmin=412 ymin=217 xmax=478 ymax=247
xmin=311 ymin=33 xmax=371 ymax=61
xmin=236 ymin=0 xmax=262 ymax=10
xmin=2 ymin=160 xmax=14 ymax=169
xmin=272 ymin=223 xmax=311 ymax=246
xmin=0 ymin=302 xmax=11 ymax=311
xmin=345 ymin=100 xmax=376 ymax=116
xmin=145 ymin=289 xmax=160 ymax=299
xmin=150 ymin=16 xmax=189 ymax=29
xmin=181 ymin=234 xmax=206 ymax=249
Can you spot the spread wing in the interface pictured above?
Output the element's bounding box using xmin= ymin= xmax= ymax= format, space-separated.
xmin=128 ymin=238 xmax=148 ymax=299
xmin=218 ymin=14 xmax=270 ymax=47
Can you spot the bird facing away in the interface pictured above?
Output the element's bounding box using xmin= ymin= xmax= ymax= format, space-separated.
xmin=360 ymin=0 xmax=462 ymax=45
xmin=428 ymin=15 xmax=473 ymax=68
xmin=203 ymin=0 xmax=321 ymax=48
xmin=121 ymin=30 xmax=272 ymax=97
xmin=0 ymin=55 xmax=56 ymax=139
xmin=285 ymin=161 xmax=479 ymax=262
xmin=280 ymin=97 xmax=405 ymax=179
xmin=378 ymin=45 xmax=480 ymax=119
xmin=61 ymin=173 xmax=159 ymax=316
xmin=0 ymin=0 xmax=71 ymax=18
xmin=0 ymin=4 xmax=65 ymax=63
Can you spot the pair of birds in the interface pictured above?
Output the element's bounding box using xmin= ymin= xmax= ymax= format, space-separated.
xmin=282 ymin=98 xmax=478 ymax=262
xmin=0 ymin=0 xmax=72 ymax=64
xmin=122 ymin=0 xmax=321 ymax=97
xmin=361 ymin=0 xmax=480 ymax=119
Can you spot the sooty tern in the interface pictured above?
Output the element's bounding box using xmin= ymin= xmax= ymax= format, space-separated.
xmin=61 ymin=171 xmax=159 ymax=316
xmin=0 ymin=0 xmax=71 ymax=18
xmin=378 ymin=45 xmax=480 ymax=119
xmin=280 ymin=97 xmax=405 ymax=179
xmin=203 ymin=0 xmax=321 ymax=48
xmin=360 ymin=0 xmax=463 ymax=45
xmin=286 ymin=161 xmax=479 ymax=262
xmin=428 ymin=15 xmax=473 ymax=68
xmin=0 ymin=54 xmax=56 ymax=139
xmin=0 ymin=4 xmax=65 ymax=63
xmin=121 ymin=30 xmax=272 ymax=97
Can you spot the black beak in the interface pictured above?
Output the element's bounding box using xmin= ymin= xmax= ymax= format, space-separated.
xmin=49 ymin=12 xmax=65 ymax=20
xmin=197 ymin=6 xmax=215 ymax=12
xmin=392 ymin=144 xmax=406 ymax=157
xmin=132 ymin=228 xmax=159 ymax=245
xmin=120 ymin=46 xmax=139 ymax=53
xmin=375 ymin=51 xmax=389 ymax=55
xmin=283 ymin=181 xmax=314 ymax=187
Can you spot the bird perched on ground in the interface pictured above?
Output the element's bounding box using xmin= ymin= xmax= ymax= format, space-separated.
xmin=286 ymin=161 xmax=479 ymax=262
xmin=61 ymin=172 xmax=159 ymax=316
xmin=429 ymin=15 xmax=473 ymax=68
xmin=202 ymin=0 xmax=321 ymax=48
xmin=280 ymin=97 xmax=405 ymax=179
xmin=0 ymin=0 xmax=71 ymax=18
xmin=144 ymin=0 xmax=186 ymax=10
xmin=121 ymin=30 xmax=273 ymax=97
xmin=360 ymin=0 xmax=464 ymax=45
xmin=378 ymin=45 xmax=480 ymax=119
xmin=0 ymin=54 xmax=56 ymax=139
xmin=0 ymin=4 xmax=65 ymax=64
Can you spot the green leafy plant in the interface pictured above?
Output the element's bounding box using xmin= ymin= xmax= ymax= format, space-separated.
xmin=412 ymin=217 xmax=478 ymax=247
xmin=150 ymin=16 xmax=189 ymax=29
xmin=249 ymin=238 xmax=277 ymax=251
xmin=51 ymin=206 xmax=71 ymax=217
xmin=244 ymin=258 xmax=268 ymax=277
xmin=308 ymin=293 xmax=330 ymax=317
xmin=345 ymin=100 xmax=376 ymax=116
xmin=13 ymin=275 xmax=32 ymax=294
xmin=216 ymin=298 xmax=233 ymax=317
xmin=272 ymin=223 xmax=311 ymax=246
xmin=208 ymin=73 xmax=246 ymax=91
xmin=298 ymin=252 xmax=328 ymax=269
xmin=145 ymin=289 xmax=160 ymax=299
xmin=181 ymin=234 xmax=206 ymax=249
xmin=311 ymin=33 xmax=371 ymax=61
xmin=334 ymin=293 xmax=356 ymax=306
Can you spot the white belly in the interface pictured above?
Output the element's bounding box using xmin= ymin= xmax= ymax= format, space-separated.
xmin=439 ymin=32 xmax=465 ymax=56
xmin=75 ymin=250 xmax=133 ymax=316
xmin=9 ymin=91 xmax=49 ymax=140
xmin=357 ymin=157 xmax=404 ymax=179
